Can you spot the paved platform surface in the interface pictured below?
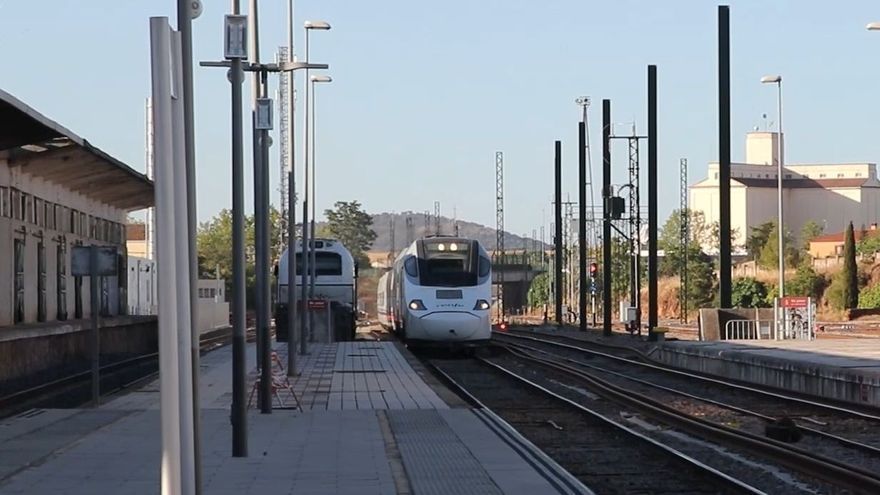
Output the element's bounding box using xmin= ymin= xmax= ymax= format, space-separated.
xmin=0 ymin=340 xmax=575 ymax=494
xmin=655 ymin=338 xmax=880 ymax=407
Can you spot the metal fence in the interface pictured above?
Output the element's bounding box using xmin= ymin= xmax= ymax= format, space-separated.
xmin=724 ymin=319 xmax=774 ymax=340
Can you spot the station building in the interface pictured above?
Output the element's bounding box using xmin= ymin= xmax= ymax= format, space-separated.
xmin=690 ymin=132 xmax=880 ymax=251
xmin=0 ymin=89 xmax=153 ymax=327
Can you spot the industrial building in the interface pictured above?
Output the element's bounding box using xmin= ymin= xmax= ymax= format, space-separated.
xmin=690 ymin=132 xmax=880 ymax=252
xmin=0 ymin=90 xmax=153 ymax=326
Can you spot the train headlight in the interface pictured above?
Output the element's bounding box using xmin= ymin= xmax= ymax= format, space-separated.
xmin=409 ymin=299 xmax=426 ymax=311
xmin=474 ymin=299 xmax=490 ymax=310
xmin=449 ymin=243 xmax=458 ymax=251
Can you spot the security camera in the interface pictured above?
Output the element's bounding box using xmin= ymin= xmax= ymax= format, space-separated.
xmin=189 ymin=0 xmax=203 ymax=20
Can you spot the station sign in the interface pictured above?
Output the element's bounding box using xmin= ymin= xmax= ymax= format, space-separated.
xmin=780 ymin=296 xmax=809 ymax=309
xmin=308 ymin=299 xmax=328 ymax=310
xmin=71 ymin=246 xmax=118 ymax=277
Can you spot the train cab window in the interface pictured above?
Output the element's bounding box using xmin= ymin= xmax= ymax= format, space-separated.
xmin=404 ymin=256 xmax=418 ymax=277
xmin=418 ymin=240 xmax=478 ymax=287
xmin=478 ymin=256 xmax=491 ymax=278
xmin=294 ymin=252 xmax=342 ymax=276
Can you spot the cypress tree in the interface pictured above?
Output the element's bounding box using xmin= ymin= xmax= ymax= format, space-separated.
xmin=843 ymin=221 xmax=859 ymax=309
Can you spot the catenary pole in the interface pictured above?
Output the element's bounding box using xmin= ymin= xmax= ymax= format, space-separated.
xmin=647 ymin=65 xmax=658 ymax=339
xmin=230 ymin=0 xmax=248 ymax=456
xmin=602 ymin=99 xmax=612 ymax=337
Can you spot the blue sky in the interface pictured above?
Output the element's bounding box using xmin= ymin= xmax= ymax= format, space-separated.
xmin=2 ymin=1 xmax=880 ymax=239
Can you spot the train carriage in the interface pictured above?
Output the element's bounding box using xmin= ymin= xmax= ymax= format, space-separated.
xmin=381 ymin=236 xmax=492 ymax=348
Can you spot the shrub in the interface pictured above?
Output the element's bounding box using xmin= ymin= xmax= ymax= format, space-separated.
xmin=732 ymin=277 xmax=769 ymax=308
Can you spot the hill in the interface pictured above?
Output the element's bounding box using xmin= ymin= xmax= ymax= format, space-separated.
xmin=367 ymin=211 xmax=547 ymax=252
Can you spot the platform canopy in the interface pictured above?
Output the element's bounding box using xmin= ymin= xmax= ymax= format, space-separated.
xmin=0 ymin=89 xmax=153 ymax=211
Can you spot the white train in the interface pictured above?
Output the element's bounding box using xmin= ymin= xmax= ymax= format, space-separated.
xmin=274 ymin=238 xmax=357 ymax=342
xmin=377 ymin=236 xmax=492 ymax=348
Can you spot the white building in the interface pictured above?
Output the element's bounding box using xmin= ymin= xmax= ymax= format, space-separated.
xmin=690 ymin=132 xmax=880 ymax=251
xmin=0 ymin=90 xmax=153 ymax=326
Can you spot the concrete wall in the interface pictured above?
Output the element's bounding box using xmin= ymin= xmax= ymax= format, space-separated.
xmin=0 ymin=316 xmax=157 ymax=393
xmin=0 ymin=160 xmax=129 ymax=327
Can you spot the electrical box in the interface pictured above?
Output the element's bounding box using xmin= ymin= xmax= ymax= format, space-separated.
xmin=606 ymin=196 xmax=625 ymax=219
xmin=618 ymin=301 xmax=637 ymax=324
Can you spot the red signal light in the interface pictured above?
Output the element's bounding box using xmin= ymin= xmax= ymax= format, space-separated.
xmin=589 ymin=262 xmax=598 ymax=276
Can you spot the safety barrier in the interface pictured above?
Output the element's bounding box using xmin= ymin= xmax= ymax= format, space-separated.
xmin=723 ymin=319 xmax=773 ymax=340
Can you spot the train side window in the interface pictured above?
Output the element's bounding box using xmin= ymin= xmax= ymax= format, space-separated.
xmin=478 ymin=256 xmax=491 ymax=278
xmin=404 ymin=256 xmax=418 ymax=278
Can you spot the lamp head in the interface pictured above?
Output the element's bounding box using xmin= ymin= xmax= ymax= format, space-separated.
xmin=305 ymin=20 xmax=331 ymax=30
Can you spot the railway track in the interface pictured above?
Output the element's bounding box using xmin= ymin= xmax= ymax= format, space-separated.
xmin=428 ymin=356 xmax=765 ymax=494
xmin=499 ymin=328 xmax=880 ymax=419
xmin=489 ymin=338 xmax=880 ymax=494
xmin=0 ymin=326 xmax=253 ymax=418
xmin=494 ymin=331 xmax=880 ymax=469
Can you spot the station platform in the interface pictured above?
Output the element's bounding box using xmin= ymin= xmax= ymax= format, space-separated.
xmin=0 ymin=338 xmax=587 ymax=494
xmin=653 ymin=338 xmax=880 ymax=408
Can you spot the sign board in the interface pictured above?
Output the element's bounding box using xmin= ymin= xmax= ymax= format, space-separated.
xmin=71 ymin=246 xmax=118 ymax=277
xmin=775 ymin=296 xmax=814 ymax=340
xmin=781 ymin=296 xmax=809 ymax=309
xmin=224 ymin=15 xmax=248 ymax=59
xmin=308 ymin=299 xmax=328 ymax=310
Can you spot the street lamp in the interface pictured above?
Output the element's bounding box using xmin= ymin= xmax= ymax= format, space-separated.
xmin=301 ymin=19 xmax=331 ymax=344
xmin=761 ymin=74 xmax=784 ymax=297
xmin=309 ymin=75 xmax=332 ymax=300
xmin=867 ymin=22 xmax=880 ymax=30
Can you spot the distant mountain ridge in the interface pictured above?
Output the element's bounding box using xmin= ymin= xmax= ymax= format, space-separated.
xmin=367 ymin=211 xmax=549 ymax=252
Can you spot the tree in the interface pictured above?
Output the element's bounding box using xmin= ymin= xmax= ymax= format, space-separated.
xmin=197 ymin=207 xmax=282 ymax=308
xmin=800 ymin=220 xmax=824 ymax=254
xmin=857 ymin=232 xmax=880 ymax=255
xmin=731 ymin=277 xmax=769 ymax=308
xmin=527 ymin=273 xmax=550 ymax=308
xmin=786 ymin=264 xmax=826 ymax=300
xmin=758 ymin=222 xmax=798 ymax=270
xmin=842 ymin=221 xmax=859 ymax=309
xmin=323 ymin=200 xmax=377 ymax=267
xmin=858 ymin=283 xmax=880 ymax=309
xmin=684 ymin=248 xmax=716 ymax=310
xmin=746 ymin=221 xmax=774 ymax=259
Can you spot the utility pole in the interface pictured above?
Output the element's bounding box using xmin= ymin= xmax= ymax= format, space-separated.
xmin=578 ymin=119 xmax=588 ymax=331
xmin=405 ymin=215 xmax=414 ymax=245
xmin=602 ymin=100 xmax=612 ymax=337
xmin=718 ymin=5 xmax=732 ymax=308
xmin=284 ymin=0 xmax=298 ymax=378
xmin=647 ymin=64 xmax=658 ymax=340
xmin=554 ymin=141 xmax=563 ymax=326
xmin=680 ymin=158 xmax=689 ymax=324
xmin=495 ymin=152 xmax=505 ymax=322
xmin=434 ymin=201 xmax=441 ymax=236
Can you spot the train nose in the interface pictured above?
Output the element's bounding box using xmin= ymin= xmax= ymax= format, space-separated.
xmin=417 ymin=312 xmax=482 ymax=340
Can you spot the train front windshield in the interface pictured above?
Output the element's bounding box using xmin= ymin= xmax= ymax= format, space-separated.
xmin=414 ymin=240 xmax=489 ymax=287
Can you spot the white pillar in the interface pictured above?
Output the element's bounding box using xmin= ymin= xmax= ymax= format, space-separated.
xmin=149 ymin=17 xmax=181 ymax=495
xmin=170 ymin=29 xmax=196 ymax=495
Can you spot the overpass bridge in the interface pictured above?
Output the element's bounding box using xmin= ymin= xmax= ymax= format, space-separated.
xmin=492 ymin=263 xmax=544 ymax=312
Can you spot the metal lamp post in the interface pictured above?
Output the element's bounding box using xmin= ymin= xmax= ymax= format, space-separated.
xmin=309 ymin=74 xmax=332 ymax=338
xmin=301 ymin=20 xmax=331 ymax=346
xmin=761 ymin=74 xmax=784 ymax=297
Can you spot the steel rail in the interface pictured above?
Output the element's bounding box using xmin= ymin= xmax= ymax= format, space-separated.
xmin=495 ymin=342 xmax=880 ymax=494
xmin=464 ymin=356 xmax=766 ymax=494
xmin=499 ymin=338 xmax=880 ymax=458
xmin=496 ymin=330 xmax=880 ymax=421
